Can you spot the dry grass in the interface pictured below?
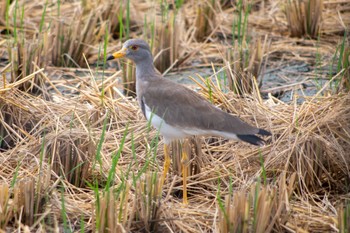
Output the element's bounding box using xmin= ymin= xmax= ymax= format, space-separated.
xmin=0 ymin=68 xmax=349 ymax=232
xmin=218 ymin=172 xmax=296 ymax=233
xmin=1 ymin=0 xmax=350 ymax=232
xmin=284 ymin=0 xmax=324 ymax=38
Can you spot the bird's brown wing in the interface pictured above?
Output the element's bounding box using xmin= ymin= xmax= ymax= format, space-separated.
xmin=142 ymin=78 xmax=260 ymax=135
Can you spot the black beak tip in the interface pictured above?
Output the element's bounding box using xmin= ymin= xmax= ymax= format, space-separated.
xmin=106 ymin=55 xmax=114 ymax=61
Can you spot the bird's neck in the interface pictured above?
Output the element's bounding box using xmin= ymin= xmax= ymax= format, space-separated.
xmin=135 ymin=59 xmax=159 ymax=81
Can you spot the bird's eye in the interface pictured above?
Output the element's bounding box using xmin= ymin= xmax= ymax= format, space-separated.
xmin=130 ymin=45 xmax=139 ymax=51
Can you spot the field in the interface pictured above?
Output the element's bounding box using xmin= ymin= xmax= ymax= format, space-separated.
xmin=0 ymin=0 xmax=350 ymax=232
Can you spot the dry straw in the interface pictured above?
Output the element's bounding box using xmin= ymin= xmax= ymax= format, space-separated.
xmin=1 ymin=0 xmax=350 ymax=232
xmin=1 ymin=65 xmax=349 ymax=231
xmin=284 ymin=0 xmax=324 ymax=38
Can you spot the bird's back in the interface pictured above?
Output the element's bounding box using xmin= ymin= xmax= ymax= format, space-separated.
xmin=140 ymin=78 xmax=261 ymax=135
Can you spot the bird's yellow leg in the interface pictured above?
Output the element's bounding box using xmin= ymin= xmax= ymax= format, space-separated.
xmin=160 ymin=144 xmax=171 ymax=189
xmin=181 ymin=149 xmax=189 ymax=205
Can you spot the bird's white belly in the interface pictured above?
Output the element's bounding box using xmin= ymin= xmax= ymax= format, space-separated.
xmin=144 ymin=104 xmax=187 ymax=143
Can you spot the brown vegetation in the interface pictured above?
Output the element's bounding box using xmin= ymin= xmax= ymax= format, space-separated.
xmin=0 ymin=0 xmax=350 ymax=232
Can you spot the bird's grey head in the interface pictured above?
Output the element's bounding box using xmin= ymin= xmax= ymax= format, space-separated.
xmin=107 ymin=39 xmax=153 ymax=64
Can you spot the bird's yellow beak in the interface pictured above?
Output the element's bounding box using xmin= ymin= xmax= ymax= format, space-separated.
xmin=107 ymin=47 xmax=127 ymax=61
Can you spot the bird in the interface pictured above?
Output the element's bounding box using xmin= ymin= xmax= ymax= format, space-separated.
xmin=107 ymin=39 xmax=271 ymax=205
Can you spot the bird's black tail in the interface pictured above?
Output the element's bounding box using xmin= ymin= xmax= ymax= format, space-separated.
xmin=258 ymin=128 xmax=271 ymax=136
xmin=237 ymin=128 xmax=271 ymax=146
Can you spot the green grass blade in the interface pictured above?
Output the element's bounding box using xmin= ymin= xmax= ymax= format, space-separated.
xmin=126 ymin=0 xmax=130 ymax=39
xmin=39 ymin=0 xmax=48 ymax=33
xmin=94 ymin=110 xmax=109 ymax=171
xmin=61 ymin=185 xmax=71 ymax=233
xmin=105 ymin=125 xmax=129 ymax=192
xmin=259 ymin=149 xmax=266 ymax=186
